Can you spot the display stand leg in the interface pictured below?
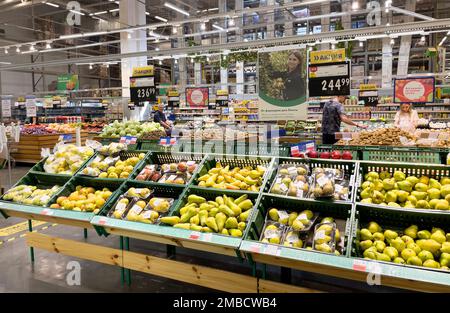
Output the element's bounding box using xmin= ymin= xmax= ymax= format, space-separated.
xmin=119 ymin=236 xmax=125 ymax=285
xmin=83 ymin=228 xmax=88 ymax=239
xmin=125 ymin=237 xmax=131 ymax=286
xmin=262 ymin=264 xmax=267 ymax=280
xmin=166 ymin=245 xmax=176 ymax=259
xmin=28 ymin=220 xmax=35 ymax=263
xmin=281 ymin=267 xmax=292 ymax=284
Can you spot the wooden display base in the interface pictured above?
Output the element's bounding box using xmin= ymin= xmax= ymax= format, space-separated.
xmin=12 ymin=132 xmax=89 ymax=163
xmin=25 ymin=232 xmax=317 ymax=293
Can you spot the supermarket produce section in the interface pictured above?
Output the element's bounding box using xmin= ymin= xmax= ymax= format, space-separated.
xmin=1 ymin=142 xmax=449 ymax=292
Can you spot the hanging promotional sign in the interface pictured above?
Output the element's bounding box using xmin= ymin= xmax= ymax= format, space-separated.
xmin=57 ymin=74 xmax=79 ymax=91
xmin=308 ymin=61 xmax=351 ymax=97
xmin=186 ymin=87 xmax=209 ymax=107
xmin=130 ymin=76 xmax=157 ymax=106
xmin=258 ymin=48 xmax=308 ymax=120
xmin=216 ymin=89 xmax=229 ymax=108
xmin=43 ymin=96 xmax=53 ymax=108
xmin=1 ymin=99 xmax=11 ymax=118
xmin=359 ymin=90 xmax=378 ymax=106
xmin=394 ymin=77 xmax=435 ymax=103
xmin=132 ymin=66 xmax=154 ymax=77
xmin=25 ymin=97 xmax=37 ymax=117
xmin=310 ymin=49 xmax=346 ymax=64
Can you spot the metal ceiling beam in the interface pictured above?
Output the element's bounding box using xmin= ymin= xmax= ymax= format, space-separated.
xmin=1 ymin=17 xmax=450 ymax=71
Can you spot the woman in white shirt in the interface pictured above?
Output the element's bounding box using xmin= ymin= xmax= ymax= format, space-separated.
xmin=394 ymin=103 xmax=419 ymax=134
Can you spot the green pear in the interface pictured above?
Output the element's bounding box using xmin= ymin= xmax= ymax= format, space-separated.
xmin=360 ymin=228 xmax=373 ymax=241
xmin=393 ymin=257 xmax=405 ymax=264
xmin=411 ymin=191 xmax=427 ymax=201
xmin=359 ymin=240 xmax=373 ymax=251
xmin=418 ymin=250 xmax=434 ymax=262
xmin=373 ymin=232 xmax=385 ymax=242
xmin=365 ymin=172 xmax=379 ymax=181
xmin=385 ymin=191 xmax=397 ymax=203
xmin=440 ymin=177 xmax=450 ymax=185
xmin=432 ymin=227 xmax=445 ymax=236
xmin=401 ymin=235 xmax=414 ymax=244
xmin=361 ymin=187 xmax=372 ymax=200
xmin=321 ymin=217 xmax=334 ymax=224
xmin=404 ymin=225 xmax=418 ymax=239
xmin=387 ymin=202 xmax=401 ymax=208
xmin=407 ymin=195 xmax=418 ymax=205
xmin=406 ymin=176 xmax=419 ymax=187
xmin=383 ymin=246 xmax=398 ymax=260
xmin=397 ymin=181 xmax=412 ymax=192
xmin=361 ymin=198 xmax=373 ymax=204
xmin=406 ymin=242 xmax=422 ymax=255
xmin=431 ymin=231 xmax=446 ymax=244
xmin=440 ymin=253 xmax=450 ymax=267
xmin=395 ymin=190 xmax=409 ymax=203
xmin=390 ymin=237 xmax=406 ymax=252
xmin=376 ymin=253 xmax=391 ymax=262
xmin=361 ymin=181 xmax=374 ymax=190
xmin=384 ymin=229 xmax=398 ymax=241
xmin=372 ymin=190 xmax=385 ymax=204
xmin=368 ymin=221 xmax=382 ymax=234
xmin=418 ymin=230 xmax=431 ymax=239
xmin=393 ymin=171 xmax=406 ymax=182
xmin=363 ymin=250 xmax=377 ymax=260
xmin=435 ymin=200 xmax=449 ymax=211
xmin=419 ymin=176 xmax=430 ymax=185
xmin=404 ymin=201 xmax=416 ymax=208
xmin=416 ymin=200 xmax=430 ymax=209
xmin=373 ymin=180 xmax=384 ymax=192
xmin=429 ymin=199 xmax=440 ymax=210
xmin=380 ymin=171 xmax=391 ymax=180
xmin=446 ymin=233 xmax=450 ymax=242
xmin=423 ymin=259 xmax=440 ymax=268
xmin=268 ymin=208 xmax=279 ymax=221
xmin=427 ymin=188 xmax=441 ymax=200
xmin=440 ymin=185 xmax=450 ymax=198
xmin=374 ymin=240 xmax=386 ymax=253
xmin=429 ymin=178 xmax=442 ymax=190
xmin=416 ymin=239 xmax=442 ymax=254
xmin=414 ymin=183 xmax=429 ymax=192
xmin=225 ymin=217 xmax=238 ymax=229
xmin=401 ymin=248 xmax=417 ymax=261
xmin=407 ymin=256 xmax=423 ymax=266
xmin=442 ymin=266 xmax=449 ymax=271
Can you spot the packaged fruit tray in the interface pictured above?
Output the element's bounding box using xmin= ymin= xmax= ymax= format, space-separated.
xmin=192 ymin=154 xmax=273 ymax=194
xmin=265 ymin=157 xmax=357 ymax=203
xmin=0 ymin=172 xmax=71 ymax=217
xmin=92 ymin=180 xmax=184 ymax=233
xmin=351 ymin=204 xmax=450 ymax=279
xmin=96 ymin=137 xmax=138 ymax=150
xmin=29 ymin=151 xmax=95 ymax=178
xmin=77 ymin=150 xmax=148 ymax=180
xmin=130 ymin=151 xmax=204 ymax=185
xmin=242 ymin=194 xmax=353 ymax=259
xmin=356 ymin=161 xmax=450 ymax=214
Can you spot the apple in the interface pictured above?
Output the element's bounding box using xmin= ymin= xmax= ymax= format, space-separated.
xmin=342 ymin=151 xmax=353 ymax=160
xmin=307 ymin=150 xmax=318 ymax=158
xmin=331 ymin=151 xmax=342 ymax=159
xmin=320 ymin=151 xmax=331 ymax=159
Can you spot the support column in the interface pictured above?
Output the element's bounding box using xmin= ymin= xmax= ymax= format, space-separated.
xmin=283 ymin=0 xmax=293 ymax=37
xmin=120 ymin=0 xmax=148 ymax=120
xmin=381 ymin=1 xmax=393 ymax=88
xmin=320 ymin=2 xmax=331 ymax=50
xmin=397 ymin=0 xmax=416 ymax=76
xmin=219 ymin=0 xmax=228 ymax=91
xmin=265 ymin=0 xmax=275 ymax=39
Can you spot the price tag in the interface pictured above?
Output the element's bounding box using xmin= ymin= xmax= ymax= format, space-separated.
xmin=41 ymin=208 xmax=54 ymax=216
xmin=202 ymin=233 xmax=213 ymax=242
xmin=352 ymin=260 xmax=367 ymax=272
xmin=119 ymin=136 xmax=138 ymax=145
xmin=26 ymin=98 xmax=37 ymax=117
xmin=250 ymin=244 xmax=261 ymax=253
xmin=98 ymin=217 xmax=108 ymax=225
xmin=264 ymin=244 xmax=281 ymax=256
xmin=59 ymin=134 xmax=73 ymax=142
xmin=1 ymin=99 xmax=11 ymax=117
xmin=189 ymin=231 xmax=201 ymax=240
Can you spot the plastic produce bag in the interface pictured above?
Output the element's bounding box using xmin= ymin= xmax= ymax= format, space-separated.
xmin=312 ymin=170 xmax=335 ymax=198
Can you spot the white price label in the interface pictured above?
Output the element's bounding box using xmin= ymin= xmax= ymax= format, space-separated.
xmin=278 ymin=210 xmax=289 ymax=221
xmin=1 ymin=99 xmax=11 ymax=118
xmin=287 ymin=166 xmax=297 ymax=176
xmin=335 ymin=184 xmax=344 ymax=193
xmin=26 ymin=98 xmax=37 ymax=117
xmin=202 ymin=233 xmax=213 ymax=242
xmin=41 ymin=208 xmax=54 ymax=216
xmin=314 ymin=230 xmax=326 ymax=240
xmin=264 ymin=244 xmax=281 ymax=256
xmin=317 ymin=175 xmax=329 ymax=187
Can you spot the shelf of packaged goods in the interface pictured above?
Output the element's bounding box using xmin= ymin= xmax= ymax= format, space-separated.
xmin=174 ymin=112 xmax=221 ymax=115
xmin=371 ymin=110 xmax=450 ymax=114
xmin=176 ymin=107 xmax=218 ymax=110
xmin=378 ymin=103 xmax=450 ymax=107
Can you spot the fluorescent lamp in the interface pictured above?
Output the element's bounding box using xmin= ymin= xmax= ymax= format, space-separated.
xmin=89 ymin=64 xmax=93 ymax=69
xmin=4 ymin=47 xmax=8 ymax=54
xmin=164 ymin=2 xmax=190 ymax=16
xmin=359 ymin=41 xmax=363 ymax=47
xmin=352 ymin=1 xmax=359 ymax=10
xmin=145 ymin=12 xmax=150 ymax=15
xmin=94 ymin=11 xmax=108 ymax=15
xmin=155 ymin=16 xmax=168 ymax=22
xmin=208 ymin=8 xmax=219 ymax=11
xmin=70 ymin=10 xmax=85 ymax=16
xmin=172 ymin=27 xmax=177 ymax=34
xmin=84 ymin=31 xmax=108 ymax=37
xmin=109 ymin=8 xmax=119 ymax=12
xmin=0 ymin=62 xmax=12 ymax=65
xmin=212 ymin=24 xmax=224 ymax=31
xmin=16 ymin=46 xmax=20 ymax=53
xmin=155 ymin=47 xmax=160 ymax=51
xmin=228 ymin=18 xmax=235 ymax=26
xmin=200 ymin=23 xmax=206 ymax=31
xmin=45 ymin=42 xmax=52 ymax=49
xmin=29 ymin=45 xmax=35 ymax=52
xmin=44 ymin=2 xmax=59 ymax=8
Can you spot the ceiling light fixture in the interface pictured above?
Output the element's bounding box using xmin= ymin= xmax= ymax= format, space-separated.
xmin=16 ymin=46 xmax=20 ymax=53
xmin=155 ymin=16 xmax=168 ymax=23
xmin=172 ymin=27 xmax=177 ymax=34
xmin=4 ymin=47 xmax=8 ymax=54
xmin=212 ymin=24 xmax=224 ymax=31
xmin=352 ymin=1 xmax=359 ymax=10
xmin=200 ymin=23 xmax=206 ymax=31
xmin=164 ymin=2 xmax=190 ymax=17
xmin=159 ymin=60 xmax=162 ymax=65
xmin=45 ymin=42 xmax=52 ymax=49
xmin=155 ymin=47 xmax=160 ymax=51
xmin=94 ymin=11 xmax=108 ymax=15
xmin=29 ymin=45 xmax=35 ymax=52
xmin=174 ymin=58 xmax=178 ymax=64
xmin=109 ymin=8 xmax=120 ymax=13
xmin=44 ymin=1 xmax=59 ymax=8
xmin=89 ymin=63 xmax=93 ymax=69
xmin=228 ymin=18 xmax=235 ymax=26
xmin=70 ymin=10 xmax=85 ymax=16
xmin=359 ymin=41 xmax=363 ymax=47
xmin=145 ymin=12 xmax=150 ymax=16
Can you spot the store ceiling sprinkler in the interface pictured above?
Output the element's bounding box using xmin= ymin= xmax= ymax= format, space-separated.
xmin=89 ymin=64 xmax=93 ymax=69
xmin=16 ymin=46 xmax=20 ymax=53
xmin=4 ymin=47 xmax=8 ymax=54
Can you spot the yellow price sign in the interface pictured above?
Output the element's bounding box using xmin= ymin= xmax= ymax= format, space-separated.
xmin=360 ymin=84 xmax=378 ymax=90
xmin=132 ymin=65 xmax=154 ymax=77
xmin=310 ymin=49 xmax=346 ymax=64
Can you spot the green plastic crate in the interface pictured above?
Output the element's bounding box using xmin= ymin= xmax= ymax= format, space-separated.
xmin=355 ymin=161 xmax=450 ymax=213
xmin=351 ymin=204 xmax=450 ymax=272
xmin=97 ymin=137 xmax=138 ymax=150
xmin=316 ymin=145 xmax=359 ymax=160
xmin=265 ymin=157 xmax=358 ymax=203
xmin=362 ymin=147 xmax=442 ymax=164
xmin=29 ymin=153 xmax=95 ymax=178
xmin=235 ymin=142 xmax=290 ymax=157
xmin=129 ymin=151 xmax=205 ymax=184
xmin=245 ymin=193 xmax=354 ymax=257
xmin=191 ymin=154 xmax=273 ymax=194
xmin=138 ymin=139 xmax=183 ymax=153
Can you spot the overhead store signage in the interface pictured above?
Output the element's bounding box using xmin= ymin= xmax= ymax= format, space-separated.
xmin=119 ymin=136 xmax=138 ymax=145
xmin=360 ymin=84 xmax=378 ymax=91
xmin=258 ymin=47 xmax=308 ymax=121
xmin=394 ymin=77 xmax=435 ymax=103
xmin=216 ymin=89 xmax=229 ymax=108
xmin=186 ymin=87 xmax=209 ymax=107
xmin=309 ymin=49 xmax=346 ymax=64
xmin=57 ymin=74 xmax=79 ymax=91
xmin=359 ymin=90 xmax=378 ymax=106
xmin=1 ymin=99 xmax=11 ymax=118
xmin=130 ymin=76 xmax=157 ymax=106
xmin=43 ymin=96 xmax=53 ymax=108
xmin=308 ymin=61 xmax=351 ymax=97
xmin=25 ymin=97 xmax=37 ymax=117
xmin=132 ymin=66 xmax=154 ymax=77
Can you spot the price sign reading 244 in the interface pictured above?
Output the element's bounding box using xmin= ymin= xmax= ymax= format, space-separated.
xmin=321 ymin=78 xmax=350 ymax=92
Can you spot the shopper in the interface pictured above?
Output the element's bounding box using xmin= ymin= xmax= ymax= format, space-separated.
xmin=270 ymin=51 xmax=306 ymax=101
xmin=394 ymin=103 xmax=419 ymax=134
xmin=153 ymin=103 xmax=172 ymax=136
xmin=322 ymin=96 xmax=367 ymax=144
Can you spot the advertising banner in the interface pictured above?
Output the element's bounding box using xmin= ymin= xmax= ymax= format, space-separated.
xmin=57 ymin=74 xmax=79 ymax=91
xmin=258 ymin=48 xmax=308 ymax=120
xmin=186 ymin=87 xmax=209 ymax=107
xmin=394 ymin=77 xmax=435 ymax=103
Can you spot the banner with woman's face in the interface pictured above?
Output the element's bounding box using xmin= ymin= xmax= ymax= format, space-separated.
xmin=258 ymin=48 xmax=308 ymax=121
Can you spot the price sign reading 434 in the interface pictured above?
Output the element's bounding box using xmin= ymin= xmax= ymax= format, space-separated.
xmin=309 ymin=61 xmax=351 ymax=97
